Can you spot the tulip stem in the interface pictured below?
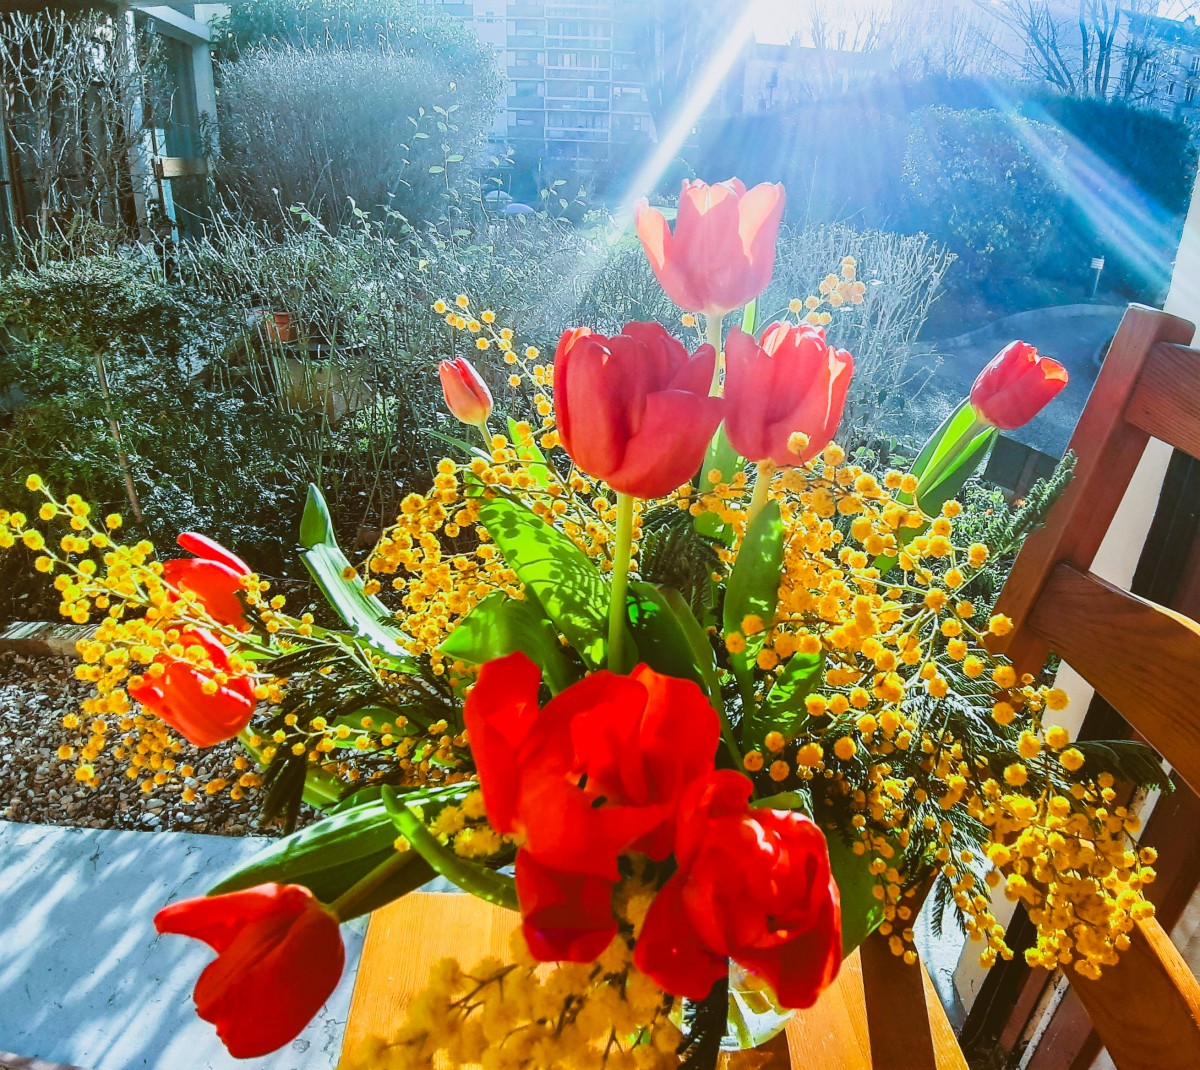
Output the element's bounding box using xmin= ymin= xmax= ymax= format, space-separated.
xmin=705 ymin=314 xmax=724 ymax=396
xmin=746 ymin=461 xmax=776 ymax=528
xmin=475 ymin=420 xmax=493 ymax=453
xmin=328 ymin=848 xmax=415 ymax=922
xmin=607 ymin=492 xmax=635 ymax=672
xmin=912 ymin=413 xmax=990 ymax=510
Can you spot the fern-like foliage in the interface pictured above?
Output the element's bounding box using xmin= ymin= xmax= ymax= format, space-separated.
xmin=639 ymin=505 xmax=721 ymax=619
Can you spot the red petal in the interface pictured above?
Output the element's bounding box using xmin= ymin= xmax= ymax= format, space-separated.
xmin=176 ymin=532 xmax=250 ymax=575
xmin=516 ymin=852 xmax=616 ymax=962
xmin=463 ymin=652 xmax=543 ymax=834
xmin=733 ymin=886 xmax=841 ymax=1010
xmin=164 ymin=559 xmax=249 ymax=629
xmin=186 ymin=887 xmax=345 ymax=1057
xmin=154 ymin=883 xmax=300 ymax=953
xmin=633 ymin=874 xmax=728 ymax=1000
xmin=608 ymin=389 xmax=724 ymax=499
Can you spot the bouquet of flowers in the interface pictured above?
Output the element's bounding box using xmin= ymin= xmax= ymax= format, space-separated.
xmin=3 ymin=178 xmax=1165 ymax=1069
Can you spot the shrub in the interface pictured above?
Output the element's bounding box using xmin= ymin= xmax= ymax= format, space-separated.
xmin=902 ymin=106 xmax=1067 ymax=278
xmin=0 ymin=254 xmax=302 ymax=564
xmin=760 ymin=223 xmax=956 ymax=449
xmin=210 ymin=0 xmax=502 ymax=228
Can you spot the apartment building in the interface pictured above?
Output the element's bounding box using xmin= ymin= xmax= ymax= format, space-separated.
xmin=419 ymin=1 xmax=654 ymax=172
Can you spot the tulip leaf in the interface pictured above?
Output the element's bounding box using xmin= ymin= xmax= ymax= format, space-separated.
xmin=439 ymin=590 xmax=580 ymax=694
xmin=915 ymin=426 xmax=997 ymax=515
xmin=384 ymin=787 xmax=519 ymax=911
xmin=723 ymin=500 xmax=785 ymax=691
xmin=207 ymin=796 xmax=435 ymax=915
xmin=657 ymin=586 xmax=721 ymax=703
xmin=298 ymin=484 xmax=417 ymax=667
xmin=745 ymin=649 xmax=824 ymax=744
xmin=825 ymin=834 xmax=886 ymax=957
xmin=740 ymin=299 xmax=758 ymax=336
xmin=477 ymin=493 xmax=628 ymax=670
xmin=626 ymin=581 xmax=706 ymax=691
xmin=694 ymin=424 xmax=743 ymax=544
xmin=507 ymin=417 xmax=551 ymax=487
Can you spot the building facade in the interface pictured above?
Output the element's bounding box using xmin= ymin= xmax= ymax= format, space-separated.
xmin=419 ymin=1 xmax=654 ymax=174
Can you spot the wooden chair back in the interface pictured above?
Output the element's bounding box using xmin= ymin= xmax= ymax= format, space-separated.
xmin=989 ymin=304 xmax=1200 ymax=1069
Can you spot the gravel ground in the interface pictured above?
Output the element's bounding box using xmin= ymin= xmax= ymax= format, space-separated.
xmin=0 ymin=650 xmax=271 ymax=836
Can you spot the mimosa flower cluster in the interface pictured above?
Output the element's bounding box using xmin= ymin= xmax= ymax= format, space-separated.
xmin=1 ymin=177 xmax=1161 ymax=1068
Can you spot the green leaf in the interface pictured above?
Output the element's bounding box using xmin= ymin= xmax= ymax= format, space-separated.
xmin=626 ymin=581 xmax=706 ymax=690
xmin=751 ymin=791 xmax=812 ymax=815
xmin=746 ymin=649 xmax=823 ymax=743
xmin=740 ymin=300 xmax=758 ymax=336
xmin=658 ymin=586 xmax=721 ymax=703
xmin=915 ymin=427 xmax=997 ymax=514
xmin=826 ymin=834 xmax=886 ymax=957
xmin=694 ymin=424 xmax=742 ymax=543
xmin=384 ymin=787 xmax=518 ymax=911
xmin=439 ymin=590 xmax=579 ymax=694
xmin=723 ymin=500 xmax=785 ymax=688
xmin=208 ymin=797 xmax=434 ymax=914
xmin=298 ymin=485 xmax=415 ymax=664
xmin=507 ymin=416 xmax=550 ymax=487
xmin=477 ymin=493 xmax=627 ymax=670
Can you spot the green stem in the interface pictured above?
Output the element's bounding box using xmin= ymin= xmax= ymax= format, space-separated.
xmin=328 ymin=848 xmax=413 ymax=921
xmin=475 ymin=419 xmax=493 ymax=453
xmin=705 ymin=313 xmax=724 ymax=396
xmin=607 ymin=492 xmax=635 ymax=672
xmin=745 ymin=460 xmax=776 ymax=529
xmin=913 ymin=414 xmax=989 ymax=509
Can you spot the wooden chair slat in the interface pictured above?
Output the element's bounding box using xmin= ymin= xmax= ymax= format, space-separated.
xmin=1024 ymin=562 xmax=1200 ymax=795
xmin=1066 ymin=918 xmax=1200 ymax=1070
xmin=990 ymin=305 xmax=1196 ymax=670
xmin=1126 ymin=343 xmax=1200 ymax=460
xmin=339 ymin=893 xmax=967 ymax=1070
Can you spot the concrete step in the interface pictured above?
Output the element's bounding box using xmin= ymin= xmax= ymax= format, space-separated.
xmin=1 ymin=1054 xmax=96 ymax=1070
xmin=0 ymin=622 xmax=96 ymax=657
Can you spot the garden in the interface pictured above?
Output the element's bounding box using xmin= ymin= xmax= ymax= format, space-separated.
xmin=1 ymin=2 xmax=1199 ymax=1070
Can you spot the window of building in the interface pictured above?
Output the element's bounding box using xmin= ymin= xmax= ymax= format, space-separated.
xmin=1188 ymin=83 xmax=1197 ymax=103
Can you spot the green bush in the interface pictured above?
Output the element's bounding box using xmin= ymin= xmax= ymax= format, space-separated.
xmin=903 ymin=106 xmax=1067 ymax=278
xmin=0 ymin=254 xmax=302 ymax=561
xmin=209 ymin=0 xmax=502 ymax=228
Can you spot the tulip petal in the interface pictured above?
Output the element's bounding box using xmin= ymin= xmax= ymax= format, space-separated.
xmin=733 ymin=889 xmax=841 ymax=1010
xmin=609 ymin=389 xmax=724 ymax=499
xmin=463 ymin=652 xmax=544 ymax=834
xmin=516 ymin=852 xmax=617 ymax=962
xmin=177 ymin=532 xmax=251 ymax=575
xmin=163 ymin=558 xmax=250 ymax=629
xmin=634 ymin=874 xmax=729 ymax=1001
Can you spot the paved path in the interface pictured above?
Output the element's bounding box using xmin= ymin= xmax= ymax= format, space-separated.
xmin=0 ymin=821 xmax=366 ymax=1070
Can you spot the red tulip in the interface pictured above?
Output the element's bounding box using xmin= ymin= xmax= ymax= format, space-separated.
xmin=634 ymin=770 xmax=841 ymax=1008
xmin=439 ymin=356 xmax=493 ymax=427
xmin=970 ymin=341 xmax=1068 ymax=430
xmin=553 ymin=322 xmax=723 ymax=498
xmin=128 ymin=629 xmax=256 ymax=748
xmin=162 ymin=532 xmax=252 ymax=630
xmin=636 ymin=179 xmax=786 ymax=317
xmin=464 ymin=652 xmax=720 ymax=960
xmin=724 ymin=323 xmax=854 ymax=466
xmin=155 ymin=883 xmax=345 ymax=1058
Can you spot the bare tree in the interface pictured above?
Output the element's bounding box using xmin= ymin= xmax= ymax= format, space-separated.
xmin=978 ymin=0 xmax=1170 ymax=100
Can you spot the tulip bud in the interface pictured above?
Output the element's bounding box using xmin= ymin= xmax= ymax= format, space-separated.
xmin=636 ymin=179 xmax=785 ymax=318
xmin=439 ymin=357 xmax=493 ymax=428
xmin=970 ymin=341 xmax=1068 ymax=430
